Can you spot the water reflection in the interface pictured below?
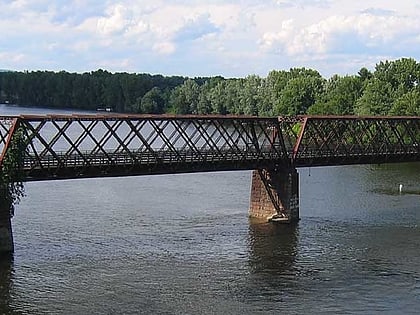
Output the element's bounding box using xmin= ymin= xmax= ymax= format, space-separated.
xmin=0 ymin=254 xmax=14 ymax=315
xmin=247 ymin=221 xmax=299 ymax=276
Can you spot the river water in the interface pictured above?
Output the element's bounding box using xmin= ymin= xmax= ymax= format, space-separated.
xmin=1 ymin=105 xmax=419 ymax=314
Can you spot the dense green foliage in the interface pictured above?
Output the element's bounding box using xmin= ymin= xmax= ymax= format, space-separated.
xmin=0 ymin=127 xmax=26 ymax=217
xmin=0 ymin=58 xmax=419 ymax=116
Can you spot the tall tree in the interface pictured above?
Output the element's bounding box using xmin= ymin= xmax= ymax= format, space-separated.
xmin=275 ymin=71 xmax=325 ymax=115
xmin=355 ymin=78 xmax=394 ymax=115
xmin=390 ymin=88 xmax=420 ymax=116
xmin=238 ymin=75 xmax=262 ymax=115
xmin=137 ymin=87 xmax=165 ymax=114
xmin=309 ymin=75 xmax=362 ymax=115
xmin=169 ymin=79 xmax=200 ymax=114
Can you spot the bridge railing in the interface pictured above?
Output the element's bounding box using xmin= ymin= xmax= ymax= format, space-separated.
xmin=23 ymin=147 xmax=280 ymax=167
xmin=21 ymin=146 xmax=284 ymax=179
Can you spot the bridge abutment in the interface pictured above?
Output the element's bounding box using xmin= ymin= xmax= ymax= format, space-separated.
xmin=0 ymin=197 xmax=13 ymax=254
xmin=249 ymin=168 xmax=299 ymax=223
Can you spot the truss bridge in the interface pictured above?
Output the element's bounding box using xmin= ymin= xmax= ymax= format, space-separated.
xmin=0 ymin=114 xmax=418 ymax=252
xmin=0 ymin=115 xmax=418 ymax=180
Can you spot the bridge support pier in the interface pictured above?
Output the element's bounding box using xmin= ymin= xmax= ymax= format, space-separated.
xmin=0 ymin=197 xmax=13 ymax=255
xmin=249 ymin=168 xmax=299 ymax=223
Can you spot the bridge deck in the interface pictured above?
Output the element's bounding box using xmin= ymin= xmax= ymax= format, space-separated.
xmin=22 ymin=148 xmax=282 ymax=180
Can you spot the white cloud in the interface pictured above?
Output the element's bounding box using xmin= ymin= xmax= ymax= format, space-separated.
xmin=0 ymin=0 xmax=419 ymax=76
xmin=174 ymin=13 xmax=219 ymax=41
xmin=126 ymin=20 xmax=149 ymax=36
xmin=97 ymin=4 xmax=132 ymax=35
xmin=260 ymin=12 xmax=420 ymax=58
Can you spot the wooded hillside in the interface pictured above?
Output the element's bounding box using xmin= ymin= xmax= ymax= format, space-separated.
xmin=0 ymin=58 xmax=419 ymax=116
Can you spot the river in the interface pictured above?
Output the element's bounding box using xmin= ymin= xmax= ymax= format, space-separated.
xmin=1 ymin=105 xmax=419 ymax=314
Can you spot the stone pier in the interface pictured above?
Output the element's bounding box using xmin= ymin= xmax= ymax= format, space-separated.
xmin=0 ymin=197 xmax=14 ymax=254
xmin=249 ymin=168 xmax=299 ymax=223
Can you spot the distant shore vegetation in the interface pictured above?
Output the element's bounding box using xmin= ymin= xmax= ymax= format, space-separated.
xmin=0 ymin=58 xmax=419 ymax=116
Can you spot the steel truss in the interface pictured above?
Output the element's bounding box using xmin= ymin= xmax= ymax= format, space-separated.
xmin=280 ymin=116 xmax=420 ymax=166
xmin=0 ymin=114 xmax=419 ymax=181
xmin=0 ymin=115 xmax=288 ymax=180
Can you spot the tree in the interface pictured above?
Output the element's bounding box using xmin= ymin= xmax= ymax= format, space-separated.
xmin=264 ymin=70 xmax=293 ymax=114
xmin=309 ymin=75 xmax=362 ymax=115
xmin=238 ymin=75 xmax=262 ymax=115
xmin=275 ymin=73 xmax=325 ymax=115
xmin=356 ymin=58 xmax=420 ymax=115
xmin=169 ymin=79 xmax=200 ymax=114
xmin=137 ymin=87 xmax=165 ymax=114
xmin=0 ymin=127 xmax=26 ymax=217
xmin=355 ymin=78 xmax=394 ymax=115
xmin=358 ymin=67 xmax=373 ymax=82
xmin=196 ymin=82 xmax=212 ymax=114
xmin=1 ymin=59 xmax=419 ymax=117
xmin=374 ymin=58 xmax=419 ymax=93
xmin=208 ymin=81 xmax=228 ymax=114
xmin=390 ymin=88 xmax=420 ymax=116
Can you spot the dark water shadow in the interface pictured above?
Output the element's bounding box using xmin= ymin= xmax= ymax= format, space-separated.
xmin=247 ymin=221 xmax=299 ymax=276
xmin=0 ymin=254 xmax=16 ymax=315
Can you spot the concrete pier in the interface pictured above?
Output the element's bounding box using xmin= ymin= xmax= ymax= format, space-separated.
xmin=0 ymin=197 xmax=14 ymax=254
xmin=249 ymin=168 xmax=299 ymax=223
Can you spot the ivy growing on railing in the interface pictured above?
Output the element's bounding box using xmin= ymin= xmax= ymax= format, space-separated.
xmin=0 ymin=127 xmax=26 ymax=217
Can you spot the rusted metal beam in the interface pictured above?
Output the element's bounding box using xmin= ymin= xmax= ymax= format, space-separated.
xmin=0 ymin=118 xmax=19 ymax=168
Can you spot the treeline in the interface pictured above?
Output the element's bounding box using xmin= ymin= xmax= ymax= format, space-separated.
xmin=0 ymin=58 xmax=419 ymax=116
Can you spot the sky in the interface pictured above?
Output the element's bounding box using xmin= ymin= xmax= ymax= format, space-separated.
xmin=1 ymin=0 xmax=420 ymax=78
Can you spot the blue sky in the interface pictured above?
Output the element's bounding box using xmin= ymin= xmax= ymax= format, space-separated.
xmin=1 ymin=0 xmax=420 ymax=78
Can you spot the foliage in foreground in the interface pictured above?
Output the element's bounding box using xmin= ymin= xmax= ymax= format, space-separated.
xmin=0 ymin=127 xmax=26 ymax=217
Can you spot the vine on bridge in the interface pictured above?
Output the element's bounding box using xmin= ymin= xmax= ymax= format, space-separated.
xmin=0 ymin=127 xmax=26 ymax=217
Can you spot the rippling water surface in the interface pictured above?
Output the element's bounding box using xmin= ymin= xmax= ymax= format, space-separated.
xmin=1 ymin=105 xmax=419 ymax=314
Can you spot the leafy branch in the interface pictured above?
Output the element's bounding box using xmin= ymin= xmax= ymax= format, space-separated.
xmin=0 ymin=127 xmax=26 ymax=217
